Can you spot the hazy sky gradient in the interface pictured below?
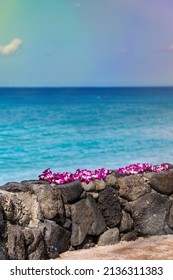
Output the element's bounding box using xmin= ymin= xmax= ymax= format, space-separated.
xmin=0 ymin=0 xmax=173 ymax=86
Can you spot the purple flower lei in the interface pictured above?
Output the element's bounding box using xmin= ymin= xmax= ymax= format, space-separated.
xmin=116 ymin=163 xmax=170 ymax=175
xmin=39 ymin=167 xmax=111 ymax=185
xmin=39 ymin=163 xmax=170 ymax=185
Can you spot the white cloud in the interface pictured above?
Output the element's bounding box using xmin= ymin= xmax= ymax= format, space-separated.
xmin=0 ymin=38 xmax=23 ymax=55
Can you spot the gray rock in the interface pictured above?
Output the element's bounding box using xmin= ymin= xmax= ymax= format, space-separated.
xmin=97 ymin=186 xmax=122 ymax=227
xmin=119 ymin=211 xmax=133 ymax=233
xmin=23 ymin=228 xmax=46 ymax=260
xmin=62 ymin=218 xmax=72 ymax=230
xmin=147 ymin=171 xmax=173 ymax=195
xmin=57 ymin=180 xmax=83 ymax=203
xmin=16 ymin=192 xmax=44 ymax=227
xmin=0 ymin=190 xmax=43 ymax=227
xmin=0 ymin=204 xmax=6 ymax=239
xmin=130 ymin=192 xmax=170 ymax=236
xmin=0 ymin=204 xmax=3 ymax=226
xmin=64 ymin=204 xmax=71 ymax=218
xmin=105 ymin=174 xmax=119 ymax=189
xmin=0 ymin=191 xmax=31 ymax=226
xmin=121 ymin=231 xmax=138 ymax=242
xmin=21 ymin=180 xmax=50 ymax=186
xmin=0 ymin=242 xmax=8 ymax=260
xmin=118 ymin=174 xmax=151 ymax=201
xmin=71 ymin=195 xmax=106 ymax=246
xmin=0 ymin=192 xmax=15 ymax=223
xmin=81 ymin=181 xmax=95 ymax=191
xmin=98 ymin=228 xmax=120 ymax=246
xmin=33 ymin=185 xmax=65 ymax=222
xmin=40 ymin=220 xmax=71 ymax=258
xmin=93 ymin=179 xmax=106 ymax=191
xmin=75 ymin=236 xmax=95 ymax=250
xmin=94 ymin=179 xmax=106 ymax=191
xmin=7 ymin=224 xmax=26 ymax=260
xmin=87 ymin=192 xmax=99 ymax=200
xmin=168 ymin=204 xmax=173 ymax=229
xmin=0 ymin=182 xmax=33 ymax=193
xmin=119 ymin=197 xmax=132 ymax=213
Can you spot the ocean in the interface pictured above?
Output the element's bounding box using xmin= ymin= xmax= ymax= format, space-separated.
xmin=0 ymin=87 xmax=173 ymax=185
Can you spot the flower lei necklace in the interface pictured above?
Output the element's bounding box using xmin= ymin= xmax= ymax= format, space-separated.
xmin=39 ymin=163 xmax=170 ymax=185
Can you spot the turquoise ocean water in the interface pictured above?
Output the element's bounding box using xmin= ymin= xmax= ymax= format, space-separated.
xmin=0 ymin=87 xmax=173 ymax=185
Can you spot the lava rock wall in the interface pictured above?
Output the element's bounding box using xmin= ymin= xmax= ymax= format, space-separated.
xmin=0 ymin=170 xmax=173 ymax=259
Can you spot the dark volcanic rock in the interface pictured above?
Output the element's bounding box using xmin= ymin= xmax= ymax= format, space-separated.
xmin=57 ymin=180 xmax=83 ymax=203
xmin=105 ymin=174 xmax=119 ymax=189
xmin=0 ymin=192 xmax=15 ymax=223
xmin=118 ymin=175 xmax=151 ymax=201
xmin=0 ymin=204 xmax=3 ymax=226
xmin=98 ymin=227 xmax=120 ymax=246
xmin=0 ymin=182 xmax=33 ymax=193
xmin=168 ymin=204 xmax=173 ymax=229
xmin=97 ymin=186 xmax=122 ymax=227
xmin=39 ymin=220 xmax=71 ymax=258
xmin=121 ymin=231 xmax=138 ymax=242
xmin=0 ymin=241 xmax=8 ymax=260
xmin=0 ymin=191 xmax=31 ymax=226
xmin=74 ymin=235 xmax=95 ymax=250
xmin=21 ymin=180 xmax=50 ymax=186
xmin=23 ymin=228 xmax=46 ymax=260
xmin=71 ymin=195 xmax=106 ymax=246
xmin=119 ymin=210 xmax=133 ymax=233
xmin=1 ymin=169 xmax=173 ymax=260
xmin=33 ymin=185 xmax=65 ymax=222
xmin=130 ymin=192 xmax=170 ymax=236
xmin=119 ymin=197 xmax=132 ymax=213
xmin=146 ymin=171 xmax=173 ymax=195
xmin=7 ymin=224 xmax=26 ymax=260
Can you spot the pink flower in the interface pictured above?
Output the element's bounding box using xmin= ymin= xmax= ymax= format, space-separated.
xmin=38 ymin=163 xmax=170 ymax=185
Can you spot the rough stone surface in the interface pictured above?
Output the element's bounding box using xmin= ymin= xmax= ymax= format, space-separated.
xmin=0 ymin=242 xmax=8 ymax=260
xmin=168 ymin=204 xmax=173 ymax=229
xmin=118 ymin=175 xmax=151 ymax=201
xmin=147 ymin=171 xmax=173 ymax=195
xmin=130 ymin=192 xmax=170 ymax=236
xmin=121 ymin=231 xmax=138 ymax=242
xmin=119 ymin=211 xmax=133 ymax=233
xmin=1 ymin=170 xmax=173 ymax=260
xmin=94 ymin=179 xmax=106 ymax=191
xmin=0 ymin=182 xmax=33 ymax=193
xmin=81 ymin=181 xmax=95 ymax=192
xmin=98 ymin=228 xmax=120 ymax=246
xmin=97 ymin=186 xmax=122 ymax=227
xmin=71 ymin=196 xmax=106 ymax=246
xmin=56 ymin=181 xmax=83 ymax=203
xmin=23 ymin=227 xmax=46 ymax=260
xmin=7 ymin=224 xmax=26 ymax=260
xmin=0 ymin=191 xmax=31 ymax=226
xmin=33 ymin=185 xmax=65 ymax=223
xmin=21 ymin=180 xmax=50 ymax=186
xmin=39 ymin=220 xmax=71 ymax=258
xmin=105 ymin=174 xmax=119 ymax=189
xmin=0 ymin=204 xmax=3 ymax=226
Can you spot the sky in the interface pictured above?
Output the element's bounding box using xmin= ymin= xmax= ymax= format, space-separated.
xmin=0 ymin=0 xmax=173 ymax=87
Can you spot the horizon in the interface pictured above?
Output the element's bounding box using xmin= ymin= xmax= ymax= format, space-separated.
xmin=1 ymin=85 xmax=173 ymax=89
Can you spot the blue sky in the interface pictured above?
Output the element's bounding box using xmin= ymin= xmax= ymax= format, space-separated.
xmin=0 ymin=0 xmax=173 ymax=87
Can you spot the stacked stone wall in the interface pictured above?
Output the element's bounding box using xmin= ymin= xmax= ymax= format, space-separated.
xmin=0 ymin=169 xmax=173 ymax=259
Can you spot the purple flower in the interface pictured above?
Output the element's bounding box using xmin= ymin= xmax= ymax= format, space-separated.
xmin=38 ymin=163 xmax=170 ymax=185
